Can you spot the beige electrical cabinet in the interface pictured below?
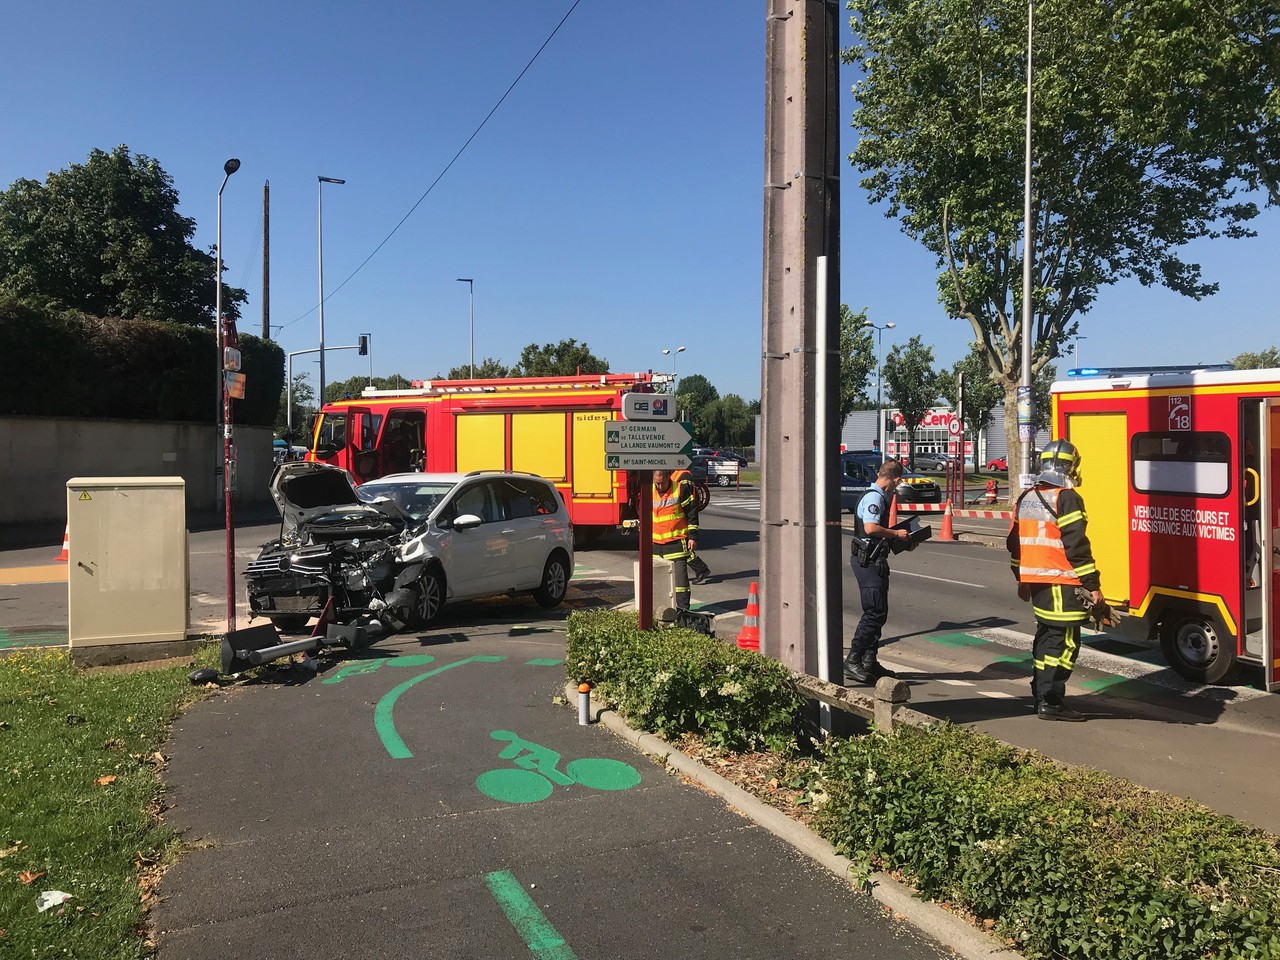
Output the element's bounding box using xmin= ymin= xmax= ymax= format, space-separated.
xmin=67 ymin=477 xmax=188 ymax=649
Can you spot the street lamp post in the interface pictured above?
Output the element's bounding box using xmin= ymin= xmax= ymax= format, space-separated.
xmin=215 ymin=157 xmax=240 ymax=631
xmin=456 ymin=278 xmax=474 ymax=378
xmin=661 ymin=346 xmax=686 ymax=386
xmin=317 ymin=176 xmax=345 ymax=406
xmin=864 ymin=321 xmax=896 ymax=456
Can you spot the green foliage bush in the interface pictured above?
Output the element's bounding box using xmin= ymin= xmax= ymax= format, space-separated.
xmin=812 ymin=723 xmax=1280 ymax=960
xmin=564 ymin=609 xmax=802 ymax=752
xmin=0 ymin=298 xmax=282 ymax=426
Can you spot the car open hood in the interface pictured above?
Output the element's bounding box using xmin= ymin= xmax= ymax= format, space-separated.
xmin=269 ymin=461 xmax=394 ymax=540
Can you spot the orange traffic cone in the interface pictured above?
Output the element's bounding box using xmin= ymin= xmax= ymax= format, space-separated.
xmin=887 ymin=495 xmax=899 ymax=527
xmin=54 ymin=524 xmax=70 ymax=562
xmin=939 ymin=500 xmax=955 ymax=541
xmin=736 ymin=581 xmax=761 ymax=651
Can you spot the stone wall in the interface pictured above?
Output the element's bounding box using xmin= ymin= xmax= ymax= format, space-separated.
xmin=0 ymin=415 xmax=274 ymax=525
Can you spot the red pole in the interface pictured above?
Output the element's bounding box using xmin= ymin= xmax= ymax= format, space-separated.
xmin=222 ymin=315 xmax=237 ymax=633
xmin=638 ymin=475 xmax=652 ymax=630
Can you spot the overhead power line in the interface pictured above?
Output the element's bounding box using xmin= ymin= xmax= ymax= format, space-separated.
xmin=275 ymin=0 xmax=583 ymax=334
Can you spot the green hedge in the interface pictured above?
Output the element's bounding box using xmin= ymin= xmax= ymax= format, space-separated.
xmin=812 ymin=724 xmax=1280 ymax=960
xmin=564 ymin=609 xmax=802 ymax=752
xmin=0 ymin=299 xmax=282 ymax=427
xmin=565 ymin=609 xmax=1280 ymax=958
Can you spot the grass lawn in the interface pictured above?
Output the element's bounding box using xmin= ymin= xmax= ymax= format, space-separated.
xmin=0 ymin=646 xmax=217 ymax=959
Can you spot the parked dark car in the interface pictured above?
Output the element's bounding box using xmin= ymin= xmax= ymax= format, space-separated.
xmin=910 ymin=451 xmax=954 ymax=472
xmin=840 ymin=453 xmax=942 ymax=511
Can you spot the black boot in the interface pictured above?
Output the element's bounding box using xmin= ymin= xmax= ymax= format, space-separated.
xmin=1037 ymin=702 xmax=1086 ymax=722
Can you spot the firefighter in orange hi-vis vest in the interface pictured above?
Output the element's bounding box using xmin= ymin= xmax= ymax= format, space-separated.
xmin=670 ymin=467 xmax=712 ymax=583
xmin=653 ymin=469 xmax=698 ymax=609
xmin=1007 ymin=440 xmax=1103 ymax=722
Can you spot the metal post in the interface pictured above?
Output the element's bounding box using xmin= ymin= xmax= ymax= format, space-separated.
xmin=215 ymin=159 xmax=239 ymax=514
xmin=457 ymin=278 xmax=474 ymax=378
xmin=223 ymin=313 xmax=236 ymax=632
xmin=1019 ymin=0 xmax=1036 ymax=484
xmin=318 ymin=176 xmax=345 ymax=406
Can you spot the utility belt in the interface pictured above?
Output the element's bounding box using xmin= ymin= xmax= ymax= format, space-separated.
xmin=851 ymin=534 xmax=889 ymax=568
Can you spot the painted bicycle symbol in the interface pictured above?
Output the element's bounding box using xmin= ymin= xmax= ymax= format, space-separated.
xmin=475 ymin=730 xmax=640 ymax=804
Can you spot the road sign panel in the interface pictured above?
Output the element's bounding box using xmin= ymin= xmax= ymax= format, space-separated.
xmin=603 ymin=420 xmax=693 ymax=455
xmin=604 ymin=453 xmax=691 ymax=471
xmin=622 ymin=392 xmax=676 ymax=420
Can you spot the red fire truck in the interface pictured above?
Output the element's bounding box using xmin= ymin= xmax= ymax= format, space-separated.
xmin=1052 ymin=366 xmax=1280 ymax=691
xmin=306 ymin=372 xmax=666 ymax=545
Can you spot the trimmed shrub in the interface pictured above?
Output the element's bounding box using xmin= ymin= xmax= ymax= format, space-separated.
xmin=564 ymin=609 xmax=802 ymax=752
xmin=0 ymin=298 xmax=282 ymax=426
xmin=812 ymin=723 xmax=1280 ymax=959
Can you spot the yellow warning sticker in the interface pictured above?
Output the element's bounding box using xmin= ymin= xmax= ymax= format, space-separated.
xmin=79 ymin=492 xmax=92 ymax=501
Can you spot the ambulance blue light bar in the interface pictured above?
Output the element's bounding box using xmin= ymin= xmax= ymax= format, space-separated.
xmin=1067 ymin=364 xmax=1233 ymax=378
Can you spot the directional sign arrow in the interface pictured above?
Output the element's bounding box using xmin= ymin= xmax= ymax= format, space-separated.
xmin=603 ymin=420 xmax=693 ymax=455
xmin=604 ymin=453 xmax=692 ymax=471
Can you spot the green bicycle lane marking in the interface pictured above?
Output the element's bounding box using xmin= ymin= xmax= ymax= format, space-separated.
xmin=371 ymin=655 xmax=507 ymax=759
xmin=0 ymin=629 xmax=68 ymax=650
xmin=486 ymin=870 xmax=578 ymax=959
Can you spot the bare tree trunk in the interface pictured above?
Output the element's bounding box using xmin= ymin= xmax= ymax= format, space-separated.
xmin=1002 ymin=383 xmax=1029 ymax=485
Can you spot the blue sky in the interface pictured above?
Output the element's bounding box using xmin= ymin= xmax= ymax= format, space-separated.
xmin=3 ymin=2 xmax=1277 ymax=403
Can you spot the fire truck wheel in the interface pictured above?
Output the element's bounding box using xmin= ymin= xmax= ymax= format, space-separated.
xmin=1159 ymin=613 xmax=1237 ymax=684
xmin=533 ymin=551 xmax=571 ymax=608
xmin=270 ymin=614 xmax=312 ymax=634
xmin=411 ymin=568 xmax=445 ymax=628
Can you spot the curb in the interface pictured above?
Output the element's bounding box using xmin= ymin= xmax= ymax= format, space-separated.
xmin=565 ymin=683 xmax=1017 ymax=960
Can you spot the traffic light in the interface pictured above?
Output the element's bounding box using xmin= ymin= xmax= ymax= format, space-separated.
xmin=357 ymin=334 xmax=369 ymax=356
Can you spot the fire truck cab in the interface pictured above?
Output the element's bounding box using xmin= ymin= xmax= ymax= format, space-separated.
xmin=1053 ymin=366 xmax=1280 ymax=691
xmin=307 ymin=373 xmax=666 ymax=546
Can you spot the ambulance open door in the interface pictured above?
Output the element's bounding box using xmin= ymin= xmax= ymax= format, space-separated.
xmin=1264 ymin=400 xmax=1280 ymax=692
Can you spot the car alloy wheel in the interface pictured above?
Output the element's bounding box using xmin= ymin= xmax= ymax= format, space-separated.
xmin=534 ymin=551 xmax=570 ymax=608
xmin=412 ymin=568 xmax=445 ymax=627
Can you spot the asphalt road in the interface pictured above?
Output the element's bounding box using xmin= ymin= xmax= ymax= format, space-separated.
xmin=153 ymin=625 xmax=952 ymax=960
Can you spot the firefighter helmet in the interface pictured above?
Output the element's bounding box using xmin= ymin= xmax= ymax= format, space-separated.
xmin=1038 ymin=439 xmax=1082 ymax=487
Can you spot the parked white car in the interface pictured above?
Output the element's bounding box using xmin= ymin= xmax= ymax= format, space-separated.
xmin=355 ymin=471 xmax=574 ymax=624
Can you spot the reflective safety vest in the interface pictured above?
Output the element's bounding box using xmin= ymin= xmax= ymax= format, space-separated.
xmin=652 ymin=481 xmax=689 ymax=543
xmin=1013 ymin=486 xmax=1080 ymax=585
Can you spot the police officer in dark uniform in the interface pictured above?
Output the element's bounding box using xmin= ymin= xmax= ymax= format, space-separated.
xmin=844 ymin=459 xmax=914 ymax=684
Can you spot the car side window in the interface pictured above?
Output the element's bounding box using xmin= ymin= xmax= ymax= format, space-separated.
xmin=452 ymin=482 xmax=500 ymax=523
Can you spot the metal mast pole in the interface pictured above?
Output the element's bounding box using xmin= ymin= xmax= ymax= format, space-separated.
xmin=1018 ymin=0 xmax=1036 ymax=485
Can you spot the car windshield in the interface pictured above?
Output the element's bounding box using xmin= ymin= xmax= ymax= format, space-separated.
xmin=355 ymin=480 xmax=457 ymax=522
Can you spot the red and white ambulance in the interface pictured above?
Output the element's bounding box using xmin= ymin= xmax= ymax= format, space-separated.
xmin=1052 ymin=365 xmax=1280 ymax=691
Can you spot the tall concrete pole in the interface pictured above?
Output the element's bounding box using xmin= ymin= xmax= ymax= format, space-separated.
xmin=760 ymin=0 xmax=842 ymax=680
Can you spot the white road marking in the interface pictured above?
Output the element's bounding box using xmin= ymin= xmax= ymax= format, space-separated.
xmin=936 ymin=678 xmax=974 ymax=687
xmin=893 ymin=570 xmax=985 ymax=588
xmin=979 ymin=690 xmax=1016 ymax=699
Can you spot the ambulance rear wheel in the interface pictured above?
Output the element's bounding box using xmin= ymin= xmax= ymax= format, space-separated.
xmin=1160 ymin=614 xmax=1236 ymax=684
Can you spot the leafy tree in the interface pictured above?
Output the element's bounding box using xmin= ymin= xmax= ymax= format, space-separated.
xmin=0 ymin=145 xmax=247 ymax=326
xmin=698 ymin=394 xmax=755 ymax=447
xmin=674 ymin=374 xmax=719 ymax=438
xmin=846 ymin=0 xmax=1280 ymax=468
xmin=938 ymin=344 xmax=1006 ymax=469
xmin=276 ymin=373 xmax=315 ymax=440
xmin=509 ymin=338 xmax=609 ymax=377
xmin=443 ymin=357 xmax=510 ymax=379
xmin=1232 ymin=347 xmax=1280 ymax=370
xmin=838 ymin=305 xmax=877 ymax=425
xmin=882 ymin=336 xmax=941 ymax=468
